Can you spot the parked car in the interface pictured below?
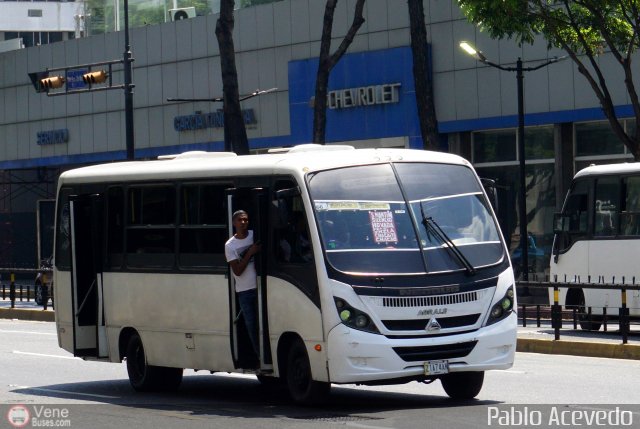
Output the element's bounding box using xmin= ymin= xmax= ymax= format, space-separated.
xmin=34 ymin=257 xmax=53 ymax=306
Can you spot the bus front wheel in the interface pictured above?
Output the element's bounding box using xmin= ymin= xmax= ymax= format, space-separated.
xmin=440 ymin=371 xmax=484 ymax=400
xmin=286 ymin=340 xmax=330 ymax=404
xmin=125 ymin=333 xmax=183 ymax=392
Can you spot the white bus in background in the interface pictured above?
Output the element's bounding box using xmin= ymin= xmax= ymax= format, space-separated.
xmin=52 ymin=144 xmax=517 ymax=404
xmin=551 ymin=163 xmax=640 ymax=330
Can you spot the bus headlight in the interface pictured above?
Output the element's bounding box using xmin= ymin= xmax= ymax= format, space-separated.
xmin=334 ymin=297 xmax=380 ymax=334
xmin=487 ymin=286 xmax=515 ymax=326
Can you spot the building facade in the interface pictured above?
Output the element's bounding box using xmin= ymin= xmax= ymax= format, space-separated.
xmin=0 ymin=0 xmax=637 ymax=273
xmin=0 ymin=0 xmax=86 ymax=52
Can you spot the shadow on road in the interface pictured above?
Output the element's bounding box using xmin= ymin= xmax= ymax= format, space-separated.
xmin=12 ymin=372 xmax=501 ymax=420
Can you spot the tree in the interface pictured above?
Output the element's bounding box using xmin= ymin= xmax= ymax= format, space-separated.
xmin=312 ymin=0 xmax=366 ymax=144
xmin=216 ymin=0 xmax=250 ymax=155
xmin=458 ymin=0 xmax=640 ymax=160
xmin=407 ymin=0 xmax=439 ymax=150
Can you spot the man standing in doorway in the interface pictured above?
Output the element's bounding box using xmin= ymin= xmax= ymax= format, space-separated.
xmin=225 ymin=210 xmax=261 ymax=362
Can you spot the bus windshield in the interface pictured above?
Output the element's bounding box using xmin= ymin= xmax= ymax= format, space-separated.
xmin=308 ymin=162 xmax=503 ymax=274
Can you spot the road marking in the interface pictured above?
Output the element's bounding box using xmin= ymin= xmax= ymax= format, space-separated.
xmin=10 ymin=385 xmax=119 ymax=399
xmin=346 ymin=423 xmax=390 ymax=429
xmin=12 ymin=350 xmax=78 ymax=360
xmin=0 ymin=329 xmax=56 ymax=336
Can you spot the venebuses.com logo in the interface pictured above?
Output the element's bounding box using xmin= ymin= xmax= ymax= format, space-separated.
xmin=6 ymin=405 xmax=30 ymax=428
xmin=5 ymin=405 xmax=71 ymax=428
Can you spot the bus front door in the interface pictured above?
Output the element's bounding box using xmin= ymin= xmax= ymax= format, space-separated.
xmin=69 ymin=194 xmax=107 ymax=359
xmin=226 ymin=188 xmax=273 ymax=371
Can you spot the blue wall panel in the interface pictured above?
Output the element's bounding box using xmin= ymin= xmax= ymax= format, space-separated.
xmin=288 ymin=46 xmax=420 ymax=144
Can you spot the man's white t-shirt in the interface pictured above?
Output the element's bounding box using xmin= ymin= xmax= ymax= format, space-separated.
xmin=225 ymin=230 xmax=257 ymax=292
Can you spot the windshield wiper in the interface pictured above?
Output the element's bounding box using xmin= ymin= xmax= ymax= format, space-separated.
xmin=420 ymin=203 xmax=476 ymax=276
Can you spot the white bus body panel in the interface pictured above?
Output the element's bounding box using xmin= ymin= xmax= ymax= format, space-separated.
xmin=55 ymin=271 xmax=74 ymax=352
xmin=102 ymin=272 xmax=233 ymax=369
xmin=266 ymin=276 xmax=326 ymax=380
xmin=551 ymin=239 xmax=640 ymax=316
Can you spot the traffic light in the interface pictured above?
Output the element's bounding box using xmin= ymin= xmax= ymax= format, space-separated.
xmin=82 ymin=70 xmax=108 ymax=85
xmin=39 ymin=76 xmax=65 ymax=91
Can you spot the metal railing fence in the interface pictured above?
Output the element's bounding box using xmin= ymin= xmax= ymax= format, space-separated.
xmin=0 ymin=267 xmax=53 ymax=310
xmin=517 ymin=280 xmax=640 ymax=344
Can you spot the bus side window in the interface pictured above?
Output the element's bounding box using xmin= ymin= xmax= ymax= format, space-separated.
xmin=594 ymin=177 xmax=619 ymax=237
xmin=178 ymin=183 xmax=229 ymax=270
xmin=556 ymin=180 xmax=589 ymax=252
xmin=272 ymin=179 xmax=312 ymax=265
xmin=54 ymin=188 xmax=73 ymax=271
xmin=107 ymin=186 xmax=124 ymax=269
xmin=621 ymin=176 xmax=640 ymax=236
xmin=275 ymin=196 xmax=313 ymax=264
xmin=126 ymin=185 xmax=176 ymax=269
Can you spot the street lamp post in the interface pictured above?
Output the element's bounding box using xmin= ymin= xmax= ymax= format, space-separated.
xmin=459 ymin=42 xmax=564 ymax=281
xmin=123 ymin=0 xmax=135 ymax=160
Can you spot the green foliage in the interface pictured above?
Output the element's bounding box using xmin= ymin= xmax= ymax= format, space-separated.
xmin=239 ymin=0 xmax=283 ymax=7
xmin=85 ymin=0 xmax=212 ymax=34
xmin=458 ymin=0 xmax=640 ymax=158
xmin=457 ymin=0 xmax=640 ymax=55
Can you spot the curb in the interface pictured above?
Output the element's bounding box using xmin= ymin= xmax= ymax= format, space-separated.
xmin=517 ymin=338 xmax=640 ymax=360
xmin=0 ymin=308 xmax=54 ymax=322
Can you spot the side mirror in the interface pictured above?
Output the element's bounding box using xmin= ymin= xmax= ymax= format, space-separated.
xmin=480 ymin=178 xmax=498 ymax=212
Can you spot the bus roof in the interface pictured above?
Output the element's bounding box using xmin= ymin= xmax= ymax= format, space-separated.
xmin=574 ymin=162 xmax=640 ymax=179
xmin=58 ymin=144 xmax=472 ymax=185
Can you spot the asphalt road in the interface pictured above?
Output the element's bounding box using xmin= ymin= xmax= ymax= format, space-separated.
xmin=1 ymin=319 xmax=639 ymax=429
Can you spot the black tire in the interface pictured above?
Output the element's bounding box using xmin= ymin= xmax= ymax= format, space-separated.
xmin=568 ymin=290 xmax=602 ymax=331
xmin=34 ymin=282 xmax=43 ymax=306
xmin=125 ymin=333 xmax=183 ymax=392
xmin=286 ymin=340 xmax=330 ymax=404
xmin=440 ymin=371 xmax=484 ymax=400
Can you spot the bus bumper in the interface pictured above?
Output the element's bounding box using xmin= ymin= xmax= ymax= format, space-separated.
xmin=326 ymin=312 xmax=516 ymax=384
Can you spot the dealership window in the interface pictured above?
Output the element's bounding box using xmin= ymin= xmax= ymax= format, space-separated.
xmin=472 ymin=126 xmax=555 ymax=278
xmin=575 ymin=120 xmax=635 ymax=171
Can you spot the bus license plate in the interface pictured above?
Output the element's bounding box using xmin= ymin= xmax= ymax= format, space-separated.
xmin=424 ymin=360 xmax=449 ymax=375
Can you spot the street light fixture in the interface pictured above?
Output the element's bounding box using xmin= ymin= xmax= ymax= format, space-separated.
xmin=459 ymin=41 xmax=565 ymax=281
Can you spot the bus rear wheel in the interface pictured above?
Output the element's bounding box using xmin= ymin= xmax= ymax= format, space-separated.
xmin=440 ymin=371 xmax=484 ymax=400
xmin=567 ymin=290 xmax=602 ymax=331
xmin=286 ymin=340 xmax=330 ymax=404
xmin=125 ymin=333 xmax=183 ymax=392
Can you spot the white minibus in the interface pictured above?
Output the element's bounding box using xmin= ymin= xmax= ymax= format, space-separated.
xmin=551 ymin=163 xmax=640 ymax=330
xmin=53 ymin=144 xmax=517 ymax=403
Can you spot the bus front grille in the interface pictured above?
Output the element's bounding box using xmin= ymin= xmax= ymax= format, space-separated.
xmin=381 ymin=314 xmax=481 ymax=331
xmin=382 ymin=291 xmax=479 ymax=308
xmin=392 ymin=340 xmax=478 ymax=362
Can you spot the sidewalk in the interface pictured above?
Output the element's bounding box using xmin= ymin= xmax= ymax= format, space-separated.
xmin=517 ymin=324 xmax=640 ymax=360
xmin=0 ymin=299 xmax=54 ymax=322
xmin=1 ymin=298 xmax=639 ymax=360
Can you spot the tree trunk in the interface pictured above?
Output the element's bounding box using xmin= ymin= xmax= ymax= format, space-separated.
xmin=216 ymin=0 xmax=249 ymax=155
xmin=407 ymin=0 xmax=439 ymax=150
xmin=313 ymin=0 xmax=366 ymax=144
